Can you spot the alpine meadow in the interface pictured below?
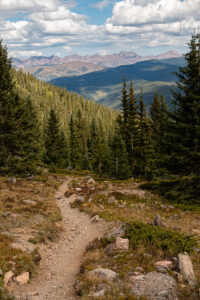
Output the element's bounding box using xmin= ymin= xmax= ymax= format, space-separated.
xmin=1 ymin=4 xmax=200 ymax=300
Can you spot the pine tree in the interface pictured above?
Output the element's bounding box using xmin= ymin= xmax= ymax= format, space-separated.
xmin=127 ymin=81 xmax=139 ymax=174
xmin=0 ymin=40 xmax=41 ymax=174
xmin=138 ymin=91 xmax=155 ymax=179
xmin=111 ymin=125 xmax=131 ymax=179
xmin=150 ymin=93 xmax=170 ymax=173
xmin=58 ymin=130 xmax=69 ymax=168
xmin=121 ymin=77 xmax=129 ymax=128
xmin=171 ymin=34 xmax=200 ymax=175
xmin=44 ymin=109 xmax=61 ymax=166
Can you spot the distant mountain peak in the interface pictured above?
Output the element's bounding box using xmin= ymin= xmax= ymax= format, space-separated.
xmin=13 ymin=50 xmax=183 ymax=69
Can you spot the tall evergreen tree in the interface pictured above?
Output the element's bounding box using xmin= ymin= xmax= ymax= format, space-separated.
xmin=69 ymin=115 xmax=80 ymax=169
xmin=137 ymin=91 xmax=155 ymax=179
xmin=121 ymin=77 xmax=129 ymax=128
xmin=58 ymin=130 xmax=69 ymax=168
xmin=0 ymin=40 xmax=41 ymax=174
xmin=127 ymin=82 xmax=139 ymax=174
xmin=44 ymin=109 xmax=61 ymax=166
xmin=111 ymin=125 xmax=131 ymax=179
xmin=171 ymin=34 xmax=200 ymax=175
xmin=150 ymin=93 xmax=170 ymax=173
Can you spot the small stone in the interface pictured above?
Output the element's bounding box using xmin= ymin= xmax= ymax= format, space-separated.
xmin=91 ymin=290 xmax=105 ymax=297
xmin=23 ymin=200 xmax=37 ymax=205
xmin=75 ymin=187 xmax=82 ymax=192
xmin=178 ymin=254 xmax=197 ymax=287
xmin=8 ymin=177 xmax=16 ymax=184
xmin=153 ymin=214 xmax=161 ymax=226
xmin=114 ymin=237 xmax=129 ymax=251
xmin=89 ymin=268 xmax=118 ymax=281
xmin=4 ymin=271 xmax=14 ymax=286
xmin=155 ymin=261 xmax=173 ymax=270
xmin=15 ymin=272 xmax=29 ymax=285
xmin=88 ymin=178 xmax=96 ymax=185
xmin=55 ymin=222 xmax=62 ymax=229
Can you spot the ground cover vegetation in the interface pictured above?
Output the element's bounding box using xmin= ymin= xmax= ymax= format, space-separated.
xmin=68 ymin=176 xmax=200 ymax=299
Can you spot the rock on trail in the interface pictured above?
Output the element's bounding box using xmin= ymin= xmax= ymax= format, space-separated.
xmin=13 ymin=177 xmax=107 ymax=300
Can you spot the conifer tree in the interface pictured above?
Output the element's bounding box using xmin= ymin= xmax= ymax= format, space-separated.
xmin=150 ymin=93 xmax=170 ymax=172
xmin=44 ymin=109 xmax=61 ymax=166
xmin=127 ymin=81 xmax=139 ymax=174
xmin=138 ymin=91 xmax=155 ymax=178
xmin=111 ymin=125 xmax=131 ymax=179
xmin=69 ymin=115 xmax=80 ymax=169
xmin=121 ymin=77 xmax=129 ymax=128
xmin=171 ymin=34 xmax=200 ymax=175
xmin=58 ymin=130 xmax=69 ymax=168
xmin=0 ymin=40 xmax=41 ymax=174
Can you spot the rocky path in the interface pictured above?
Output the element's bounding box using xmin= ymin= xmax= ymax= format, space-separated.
xmin=14 ymin=178 xmax=107 ymax=300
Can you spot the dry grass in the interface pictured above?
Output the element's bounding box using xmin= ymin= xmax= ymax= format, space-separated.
xmin=0 ymin=174 xmax=63 ymax=298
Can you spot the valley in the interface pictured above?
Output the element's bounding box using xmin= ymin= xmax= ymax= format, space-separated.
xmin=50 ymin=59 xmax=181 ymax=108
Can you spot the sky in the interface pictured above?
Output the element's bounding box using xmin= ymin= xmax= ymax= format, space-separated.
xmin=0 ymin=0 xmax=199 ymax=58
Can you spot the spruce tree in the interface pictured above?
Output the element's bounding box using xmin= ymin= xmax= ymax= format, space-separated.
xmin=171 ymin=34 xmax=200 ymax=175
xmin=0 ymin=40 xmax=41 ymax=174
xmin=127 ymin=81 xmax=139 ymax=174
xmin=121 ymin=77 xmax=129 ymax=128
xmin=138 ymin=91 xmax=155 ymax=179
xmin=111 ymin=125 xmax=131 ymax=179
xmin=58 ymin=130 xmax=69 ymax=168
xmin=150 ymin=93 xmax=170 ymax=173
xmin=44 ymin=109 xmax=61 ymax=166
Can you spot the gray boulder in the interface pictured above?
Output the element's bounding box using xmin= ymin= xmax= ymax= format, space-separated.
xmin=89 ymin=268 xmax=118 ymax=281
xmin=178 ymin=254 xmax=197 ymax=287
xmin=131 ymin=271 xmax=177 ymax=300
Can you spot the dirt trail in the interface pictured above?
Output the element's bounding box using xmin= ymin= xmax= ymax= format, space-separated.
xmin=14 ymin=178 xmax=108 ymax=300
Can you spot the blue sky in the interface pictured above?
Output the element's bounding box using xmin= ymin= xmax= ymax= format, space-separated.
xmin=0 ymin=0 xmax=199 ymax=58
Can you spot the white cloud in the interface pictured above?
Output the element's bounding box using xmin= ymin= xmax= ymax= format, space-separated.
xmin=0 ymin=0 xmax=58 ymax=11
xmin=9 ymin=50 xmax=43 ymax=57
xmin=110 ymin=0 xmax=200 ymax=26
xmin=91 ymin=0 xmax=113 ymax=11
xmin=104 ymin=0 xmax=200 ymax=50
xmin=63 ymin=45 xmax=72 ymax=52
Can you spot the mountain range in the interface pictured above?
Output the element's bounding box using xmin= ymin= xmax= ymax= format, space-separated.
xmin=13 ymin=50 xmax=182 ymax=70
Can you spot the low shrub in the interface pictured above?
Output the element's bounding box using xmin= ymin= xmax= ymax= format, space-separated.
xmin=125 ymin=221 xmax=197 ymax=256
